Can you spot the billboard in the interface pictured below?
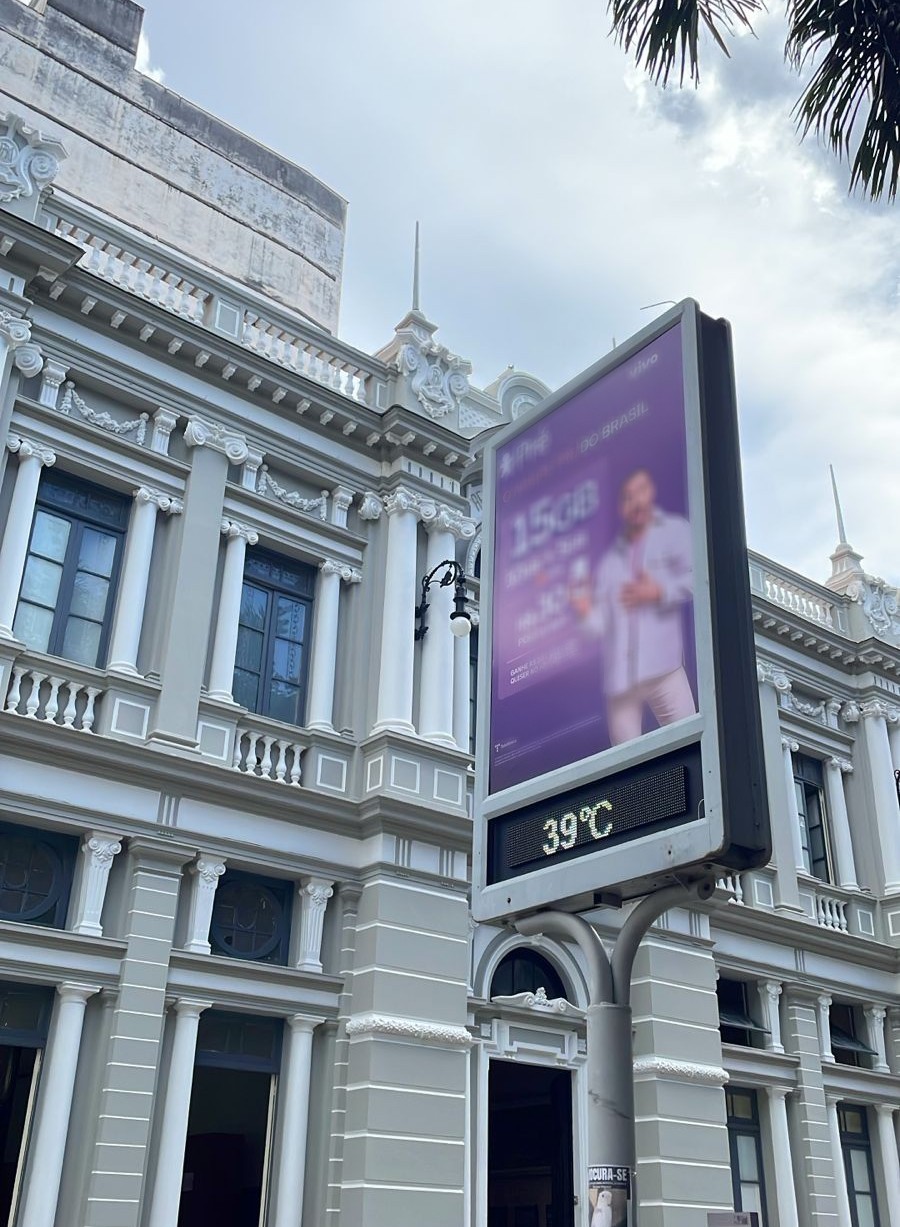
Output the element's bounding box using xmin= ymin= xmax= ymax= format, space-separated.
xmin=472 ymin=301 xmax=769 ymax=922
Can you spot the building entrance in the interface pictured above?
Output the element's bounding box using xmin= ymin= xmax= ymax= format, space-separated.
xmin=488 ymin=1060 xmax=574 ymax=1227
xmin=0 ymin=1045 xmax=40 ymax=1226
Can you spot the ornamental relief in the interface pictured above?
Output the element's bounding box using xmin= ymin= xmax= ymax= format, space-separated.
xmin=846 ymin=574 xmax=900 ymax=641
xmin=397 ymin=341 xmax=471 ymax=420
xmin=0 ymin=112 xmax=65 ymax=212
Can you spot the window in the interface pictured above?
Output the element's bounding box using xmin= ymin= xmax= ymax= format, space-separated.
xmin=13 ymin=472 xmax=129 ymax=668
xmin=232 ymin=549 xmax=316 ymax=726
xmin=839 ymin=1104 xmax=880 ymax=1227
xmin=725 ymin=1088 xmax=769 ymax=1225
xmin=717 ymin=979 xmax=768 ymax=1048
xmin=793 ymin=754 xmax=832 ymax=881
xmin=0 ymin=822 xmax=77 ymax=929
xmin=490 ymin=950 xmax=568 ymax=1001
xmin=209 ymin=871 xmax=291 ymax=965
xmin=830 ymin=1003 xmax=877 ymax=1069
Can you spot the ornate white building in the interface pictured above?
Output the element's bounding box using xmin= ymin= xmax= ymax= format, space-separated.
xmin=0 ymin=4 xmax=898 ymax=1227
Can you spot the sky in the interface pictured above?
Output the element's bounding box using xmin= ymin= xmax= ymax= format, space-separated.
xmin=135 ymin=1 xmax=900 ymax=586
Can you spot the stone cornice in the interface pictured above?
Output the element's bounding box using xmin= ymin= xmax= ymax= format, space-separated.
xmin=345 ymin=1012 xmax=474 ymax=1047
xmin=632 ymin=1056 xmax=729 ymax=1085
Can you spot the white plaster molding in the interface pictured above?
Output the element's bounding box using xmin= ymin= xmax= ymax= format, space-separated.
xmin=756 ymin=660 xmax=792 ymax=692
xmin=345 ymin=1012 xmax=474 ymax=1047
xmin=780 ymin=736 xmax=799 ymax=754
xmin=0 ymin=112 xmax=65 ymax=204
xmin=59 ymin=382 xmax=148 ymax=444
xmin=150 ymin=408 xmax=179 ymax=455
xmin=846 ymin=575 xmax=900 ymax=640
xmin=220 ymin=518 xmax=259 ymax=546
xmin=828 ymin=756 xmax=853 ymax=774
xmin=859 ymin=698 xmax=900 ymax=722
xmin=241 ymin=446 xmax=266 ymax=491
xmin=0 ymin=309 xmax=44 ymax=377
xmin=396 ymin=337 xmax=471 ymax=420
xmin=38 ymin=359 xmax=68 ymax=407
xmin=257 ymin=465 xmax=328 ymax=519
xmin=358 ymin=491 xmax=383 ymax=521
xmin=842 ymin=700 xmax=861 ymax=724
xmin=7 ymin=433 xmax=55 ymax=467
xmin=320 ymin=559 xmax=362 ymax=584
xmin=490 ymin=988 xmax=584 ymax=1018
xmin=135 ymin=487 xmax=182 ymax=515
xmin=184 ymin=415 xmax=249 ymax=463
xmin=331 ymin=485 xmax=354 ymax=527
xmin=425 ymin=503 xmax=478 ymax=541
xmin=790 ymin=693 xmax=826 ymax=720
xmin=631 ymin=1056 xmax=729 ymax=1085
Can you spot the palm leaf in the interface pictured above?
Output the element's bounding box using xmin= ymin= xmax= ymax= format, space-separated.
xmin=607 ymin=0 xmax=765 ymax=86
xmin=787 ymin=0 xmax=900 ymax=200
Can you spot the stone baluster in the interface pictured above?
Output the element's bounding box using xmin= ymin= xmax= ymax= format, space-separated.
xmin=69 ymin=833 xmax=123 ymax=936
xmin=183 ymin=857 xmax=226 ymax=954
xmin=823 ymin=757 xmax=859 ymax=890
xmin=107 ymin=488 xmax=183 ymax=676
xmin=295 ymin=877 xmax=334 ymax=972
xmin=372 ymin=489 xmax=427 ymax=736
xmin=306 ymin=561 xmax=361 ymax=732
xmin=146 ymin=1000 xmax=212 ymax=1227
xmin=0 ymin=435 xmax=56 ymax=639
xmin=863 ymin=1005 xmax=889 ymax=1072
xmin=780 ymin=736 xmax=807 ymax=873
xmin=825 ymin=1096 xmax=854 ymax=1226
xmin=207 ymin=519 xmax=259 ymax=702
xmin=764 ymin=1087 xmax=800 ymax=1227
xmin=816 ymin=994 xmax=834 ymax=1063
xmin=268 ymin=1016 xmax=324 ymax=1227
xmin=18 ymin=983 xmax=99 ymax=1227
xmin=757 ymin=980 xmax=784 ymax=1054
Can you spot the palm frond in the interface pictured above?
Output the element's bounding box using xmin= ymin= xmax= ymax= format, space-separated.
xmin=787 ymin=0 xmax=900 ymax=200
xmin=607 ymin=0 xmax=764 ymax=86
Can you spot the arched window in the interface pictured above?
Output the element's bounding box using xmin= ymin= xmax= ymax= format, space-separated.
xmin=209 ymin=871 xmax=291 ymax=964
xmin=490 ymin=949 xmax=568 ymax=1001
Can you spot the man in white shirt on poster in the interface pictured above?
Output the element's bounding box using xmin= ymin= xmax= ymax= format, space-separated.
xmin=572 ymin=468 xmax=696 ymax=746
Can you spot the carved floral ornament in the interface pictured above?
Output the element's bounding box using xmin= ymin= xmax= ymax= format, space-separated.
xmin=490 ymin=987 xmax=584 ymax=1017
xmin=0 ymin=112 xmax=65 ymax=205
xmin=397 ymin=340 xmax=471 ymax=420
xmin=183 ymin=416 xmax=249 ymax=464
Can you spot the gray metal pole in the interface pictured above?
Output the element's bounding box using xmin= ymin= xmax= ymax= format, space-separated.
xmin=515 ymin=877 xmax=715 ymax=1226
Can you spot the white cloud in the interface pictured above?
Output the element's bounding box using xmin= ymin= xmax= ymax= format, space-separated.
xmin=135 ymin=31 xmax=165 ymax=84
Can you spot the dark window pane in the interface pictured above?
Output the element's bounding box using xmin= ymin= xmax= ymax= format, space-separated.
xmin=232 ymin=669 xmax=260 ymax=713
xmin=210 ymin=876 xmax=288 ymax=963
xmin=235 ymin=626 xmax=264 ymax=673
xmin=275 ymin=596 xmax=306 ymax=642
xmin=61 ymin=617 xmax=102 ymax=666
xmin=239 ymin=584 xmax=268 ymax=632
xmin=267 ymin=680 xmax=301 ymax=726
xmin=78 ymin=527 xmax=117 ymax=577
xmin=272 ymin=638 xmax=303 ymax=684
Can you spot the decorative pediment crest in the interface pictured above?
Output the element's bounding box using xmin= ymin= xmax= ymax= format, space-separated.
xmin=846 ymin=575 xmax=900 ymax=643
xmin=490 ymin=986 xmax=584 ymax=1017
xmin=0 ymin=113 xmax=66 ymax=221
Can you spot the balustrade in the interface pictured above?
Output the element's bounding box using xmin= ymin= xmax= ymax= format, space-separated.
xmin=814 ymin=891 xmax=848 ymax=932
xmin=232 ymin=726 xmax=305 ymax=785
xmin=4 ymin=663 xmax=102 ymax=732
xmin=716 ymin=873 xmax=745 ymax=905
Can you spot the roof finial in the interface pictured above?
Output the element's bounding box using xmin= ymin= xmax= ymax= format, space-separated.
xmin=829 ymin=464 xmax=848 ymax=546
xmin=412 ymin=221 xmax=421 ymax=313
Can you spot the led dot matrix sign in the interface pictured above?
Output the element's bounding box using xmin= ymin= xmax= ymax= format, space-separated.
xmin=472 ymin=300 xmax=770 ymax=922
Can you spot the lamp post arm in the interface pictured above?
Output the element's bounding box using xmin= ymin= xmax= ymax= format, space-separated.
xmin=514 ymin=910 xmax=612 ymax=1005
xmin=611 ymin=877 xmax=715 ymax=1006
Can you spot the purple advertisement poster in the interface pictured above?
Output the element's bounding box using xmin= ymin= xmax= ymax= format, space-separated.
xmin=489 ymin=323 xmax=697 ymax=794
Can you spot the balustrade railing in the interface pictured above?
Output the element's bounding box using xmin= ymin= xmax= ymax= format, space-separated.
xmin=3 ymin=663 xmax=102 ymax=732
xmin=814 ymin=889 xmax=849 ymax=933
xmin=748 ymin=554 xmax=845 ymax=631
xmin=716 ymin=873 xmax=745 ymax=905
xmin=232 ymin=726 xmax=305 ymax=785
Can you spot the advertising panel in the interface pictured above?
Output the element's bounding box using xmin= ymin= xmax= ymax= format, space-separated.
xmin=472 ymin=301 xmax=769 ymax=921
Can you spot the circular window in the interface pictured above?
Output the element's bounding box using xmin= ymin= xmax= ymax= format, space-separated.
xmin=0 ymin=835 xmax=64 ymax=924
xmin=210 ymin=877 xmax=286 ymax=961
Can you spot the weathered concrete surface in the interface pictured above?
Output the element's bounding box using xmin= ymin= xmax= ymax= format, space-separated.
xmin=0 ymin=0 xmax=346 ymax=331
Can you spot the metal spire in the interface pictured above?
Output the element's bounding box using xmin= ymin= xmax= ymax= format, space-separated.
xmin=412 ymin=221 xmax=421 ymax=313
xmin=829 ymin=464 xmax=849 ymax=546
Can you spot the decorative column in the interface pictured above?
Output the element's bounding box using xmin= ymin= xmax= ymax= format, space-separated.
xmin=107 ymin=488 xmax=183 ymax=676
xmin=146 ymin=999 xmax=212 ymax=1227
xmin=816 ymin=994 xmax=834 ymax=1063
xmin=0 ymin=311 xmax=43 ymax=388
xmin=295 ymin=877 xmax=334 ymax=972
xmin=419 ymin=507 xmax=461 ymax=745
xmin=780 ymin=736 xmax=806 ymax=873
xmin=764 ymin=1087 xmax=800 ymax=1227
xmin=70 ymin=833 xmax=122 ymax=936
xmin=373 ymin=488 xmax=430 ymax=735
xmin=825 ymin=1096 xmax=853 ymax=1226
xmin=874 ymin=1105 xmax=900 ymax=1216
xmin=0 ymin=435 xmax=56 ymax=639
xmin=18 ymin=982 xmax=99 ymax=1227
xmin=756 ymin=664 xmax=802 ymax=913
xmin=757 ymin=980 xmax=784 ymax=1053
xmin=863 ymin=1005 xmax=889 ymax=1072
xmin=150 ymin=408 xmax=179 ymax=455
xmin=207 ymin=519 xmax=258 ymax=701
xmin=453 ymin=607 xmax=477 ymax=751
xmin=823 ymin=757 xmax=859 ymax=890
xmin=183 ymin=857 xmax=226 ymax=954
xmin=306 ymin=561 xmax=361 ymax=732
xmin=269 ymin=1015 xmax=324 ymax=1227
xmin=38 ymin=359 xmax=68 ymax=409
xmin=847 ymin=701 xmax=900 ymax=892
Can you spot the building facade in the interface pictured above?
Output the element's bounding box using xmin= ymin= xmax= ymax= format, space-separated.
xmin=0 ymin=3 xmax=898 ymax=1227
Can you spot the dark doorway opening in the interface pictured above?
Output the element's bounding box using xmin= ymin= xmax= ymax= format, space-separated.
xmin=177 ymin=1065 xmax=275 ymax=1227
xmin=0 ymin=1046 xmax=40 ymax=1226
xmin=488 ymin=1060 xmax=574 ymax=1227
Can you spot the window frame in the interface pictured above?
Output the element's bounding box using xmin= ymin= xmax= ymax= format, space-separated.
xmin=725 ymin=1086 xmax=769 ymax=1226
xmin=232 ymin=548 xmax=316 ymax=727
xmin=830 ymin=1003 xmax=877 ymax=1069
xmin=792 ymin=752 xmax=832 ymax=883
xmin=14 ymin=471 xmax=129 ymax=670
xmin=717 ymin=978 xmax=769 ymax=1049
xmin=838 ymin=1103 xmax=881 ymax=1227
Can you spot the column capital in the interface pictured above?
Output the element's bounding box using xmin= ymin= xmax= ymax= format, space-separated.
xmin=874 ymin=1102 xmax=897 ymax=1119
xmin=82 ymin=832 xmax=123 ymax=865
xmin=764 ymin=1084 xmax=791 ymax=1102
xmin=864 ymin=1004 xmax=887 ymax=1024
xmin=301 ymin=876 xmax=334 ymax=908
xmin=0 ymin=309 xmax=43 ymax=376
xmin=172 ymin=998 xmax=213 ymax=1018
xmin=7 ymin=433 xmax=55 ymax=467
xmin=382 ymin=485 xmax=430 ymax=519
xmin=761 ymin=979 xmax=783 ymax=1001
xmin=828 ymin=756 xmax=853 ymax=774
xmin=319 ymin=559 xmax=361 ymax=584
xmin=39 ymin=358 xmax=69 ymax=406
xmin=220 ymin=518 xmax=258 ymax=545
xmin=134 ymin=486 xmax=183 ymax=515
xmin=424 ymin=503 xmax=478 ymax=540
xmin=781 ymin=735 xmax=800 ymax=754
xmin=286 ymin=1013 xmax=327 ymax=1034
xmin=858 ymin=698 xmax=900 ymax=722
xmin=331 ymin=485 xmax=354 ymax=527
xmin=184 ymin=415 xmax=249 ymax=464
xmin=358 ymin=491 xmax=383 ymax=521
xmin=57 ymin=981 xmax=101 ymax=1004
xmin=757 ymin=660 xmax=792 ymax=692
xmin=191 ymin=856 xmax=226 ymax=886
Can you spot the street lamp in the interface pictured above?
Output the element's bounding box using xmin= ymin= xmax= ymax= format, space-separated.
xmin=414 ymin=559 xmax=471 ymax=640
